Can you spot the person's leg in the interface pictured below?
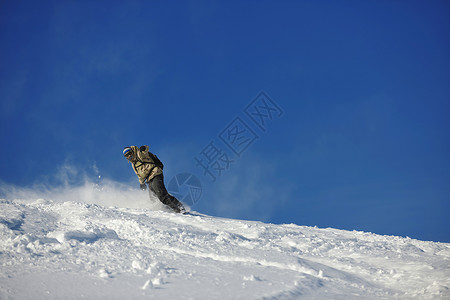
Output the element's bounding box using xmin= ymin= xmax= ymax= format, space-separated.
xmin=149 ymin=174 xmax=185 ymax=213
xmin=148 ymin=183 xmax=156 ymax=201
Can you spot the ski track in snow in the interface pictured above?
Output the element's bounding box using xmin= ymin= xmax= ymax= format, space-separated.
xmin=0 ymin=198 xmax=449 ymax=299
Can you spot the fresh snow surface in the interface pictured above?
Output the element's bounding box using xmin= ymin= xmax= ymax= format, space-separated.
xmin=0 ymin=182 xmax=449 ymax=299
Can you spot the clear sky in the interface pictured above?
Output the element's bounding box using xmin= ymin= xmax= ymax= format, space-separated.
xmin=1 ymin=0 xmax=449 ymax=242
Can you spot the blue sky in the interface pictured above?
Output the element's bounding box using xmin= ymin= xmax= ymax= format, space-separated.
xmin=1 ymin=0 xmax=449 ymax=242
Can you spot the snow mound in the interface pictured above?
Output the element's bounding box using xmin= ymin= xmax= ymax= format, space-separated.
xmin=0 ymin=198 xmax=449 ymax=299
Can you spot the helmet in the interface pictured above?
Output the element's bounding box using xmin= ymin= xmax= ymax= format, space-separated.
xmin=123 ymin=147 xmax=132 ymax=157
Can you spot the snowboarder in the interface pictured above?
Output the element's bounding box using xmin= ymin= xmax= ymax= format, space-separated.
xmin=123 ymin=145 xmax=185 ymax=213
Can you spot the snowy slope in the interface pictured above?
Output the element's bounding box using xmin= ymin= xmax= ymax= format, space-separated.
xmin=0 ymin=184 xmax=449 ymax=299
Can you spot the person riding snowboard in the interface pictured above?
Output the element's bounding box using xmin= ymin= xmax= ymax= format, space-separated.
xmin=123 ymin=145 xmax=185 ymax=213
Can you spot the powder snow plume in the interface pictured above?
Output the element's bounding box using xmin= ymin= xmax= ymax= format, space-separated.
xmin=0 ymin=177 xmax=169 ymax=211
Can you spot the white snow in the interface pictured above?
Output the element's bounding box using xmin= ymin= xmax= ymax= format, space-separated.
xmin=0 ymin=182 xmax=449 ymax=299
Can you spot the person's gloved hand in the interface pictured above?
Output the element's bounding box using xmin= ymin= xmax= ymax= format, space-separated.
xmin=140 ymin=183 xmax=147 ymax=190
